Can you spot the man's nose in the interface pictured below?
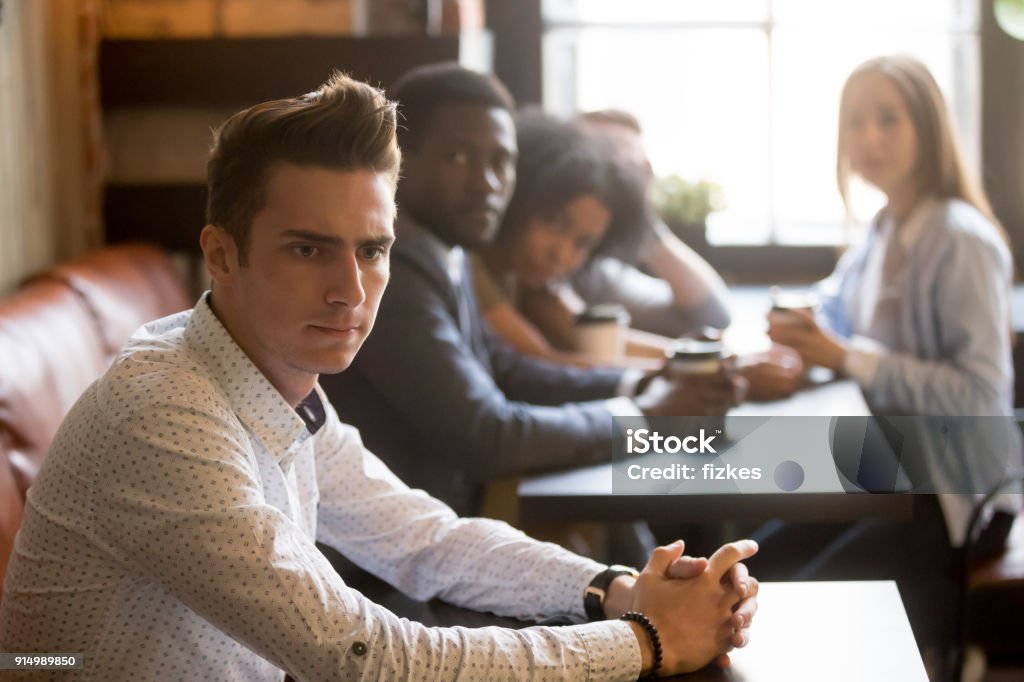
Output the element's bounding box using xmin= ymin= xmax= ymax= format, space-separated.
xmin=327 ymin=253 xmax=366 ymax=307
xmin=470 ymin=161 xmax=504 ymax=195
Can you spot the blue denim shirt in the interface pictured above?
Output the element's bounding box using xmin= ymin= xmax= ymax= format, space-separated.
xmin=815 ymin=197 xmax=1020 ymax=542
xmin=819 ymin=197 xmax=1014 ymax=417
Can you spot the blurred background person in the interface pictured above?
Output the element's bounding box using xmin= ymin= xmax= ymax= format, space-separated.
xmin=761 ymin=55 xmax=1020 ymax=671
xmin=574 ymin=109 xmax=732 ymax=337
xmin=477 ymin=109 xmax=803 ymax=400
xmin=769 ymin=54 xmax=1014 ymax=423
xmin=474 ymin=109 xmax=665 ymax=368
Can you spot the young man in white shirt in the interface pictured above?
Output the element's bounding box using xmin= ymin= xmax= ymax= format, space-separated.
xmin=0 ymin=72 xmax=758 ymax=681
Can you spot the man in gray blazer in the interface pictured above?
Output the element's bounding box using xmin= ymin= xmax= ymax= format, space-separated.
xmin=320 ymin=63 xmax=743 ymax=516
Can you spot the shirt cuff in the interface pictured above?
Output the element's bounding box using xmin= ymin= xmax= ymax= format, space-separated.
xmin=564 ymin=561 xmax=613 ymax=621
xmin=843 ymin=335 xmax=888 ymax=389
xmin=573 ymin=619 xmax=643 ymax=681
xmin=616 ymin=368 xmax=645 ymax=397
xmin=604 ymin=396 xmax=644 ymax=418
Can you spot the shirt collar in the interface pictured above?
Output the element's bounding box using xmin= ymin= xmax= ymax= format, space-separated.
xmin=396 ymin=211 xmax=466 ymax=285
xmin=295 ymin=389 xmax=327 ymax=434
xmin=896 ymin=196 xmax=935 ymax=251
xmin=184 ymin=293 xmax=314 ymax=464
xmin=877 ymin=196 xmax=935 ymax=253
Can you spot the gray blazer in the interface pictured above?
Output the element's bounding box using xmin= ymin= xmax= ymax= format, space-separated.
xmin=320 ymin=215 xmax=627 ymax=515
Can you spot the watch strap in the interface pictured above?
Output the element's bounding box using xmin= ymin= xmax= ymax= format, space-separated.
xmin=584 ymin=564 xmax=639 ymax=621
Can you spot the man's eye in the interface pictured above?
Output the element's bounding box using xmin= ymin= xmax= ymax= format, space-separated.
xmin=360 ymin=246 xmax=385 ymax=260
xmin=294 ymin=245 xmax=319 ymax=258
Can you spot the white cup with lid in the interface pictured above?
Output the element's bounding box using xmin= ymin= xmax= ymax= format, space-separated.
xmin=575 ymin=304 xmax=630 ymax=360
xmin=665 ymin=338 xmax=724 ymax=375
xmin=767 ymin=290 xmax=818 ymax=328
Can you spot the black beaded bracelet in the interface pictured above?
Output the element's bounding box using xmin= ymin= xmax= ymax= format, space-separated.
xmin=620 ymin=611 xmax=662 ymax=679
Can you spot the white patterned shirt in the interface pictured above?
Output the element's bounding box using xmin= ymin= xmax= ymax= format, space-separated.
xmin=0 ymin=295 xmax=640 ymax=681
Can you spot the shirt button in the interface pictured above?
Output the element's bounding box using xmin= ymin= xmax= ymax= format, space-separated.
xmin=351 ymin=642 xmax=368 ymax=656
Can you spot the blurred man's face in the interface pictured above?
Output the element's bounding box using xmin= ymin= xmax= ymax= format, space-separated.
xmin=398 ymin=104 xmax=517 ymax=249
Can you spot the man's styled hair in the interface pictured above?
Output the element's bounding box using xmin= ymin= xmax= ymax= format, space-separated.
xmin=388 ymin=62 xmax=515 ymax=154
xmin=206 ymin=71 xmax=401 ymax=262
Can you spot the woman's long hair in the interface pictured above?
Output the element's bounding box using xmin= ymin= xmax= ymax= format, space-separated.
xmin=836 ymin=54 xmax=1005 ymax=243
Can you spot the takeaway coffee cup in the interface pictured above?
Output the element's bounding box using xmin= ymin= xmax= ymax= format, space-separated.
xmin=575 ymin=304 xmax=630 ymax=360
xmin=666 ymin=338 xmax=728 ymax=430
xmin=768 ymin=289 xmax=818 ymax=328
xmin=665 ymin=338 xmax=724 ymax=375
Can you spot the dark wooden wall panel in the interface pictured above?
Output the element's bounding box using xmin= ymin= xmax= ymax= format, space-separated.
xmin=100 ymin=36 xmax=463 ymax=108
xmin=485 ymin=0 xmax=542 ymax=105
xmin=101 ymin=34 xmax=484 ymax=250
xmin=105 ymin=184 xmax=206 ymax=253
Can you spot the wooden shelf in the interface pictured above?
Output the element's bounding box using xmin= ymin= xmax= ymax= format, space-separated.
xmin=101 ymin=33 xmax=490 ymax=250
xmin=100 ymin=35 xmax=468 ymax=108
xmin=105 ymin=184 xmax=206 ymax=252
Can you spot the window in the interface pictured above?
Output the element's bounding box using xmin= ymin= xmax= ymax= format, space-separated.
xmin=543 ymin=0 xmax=981 ymax=246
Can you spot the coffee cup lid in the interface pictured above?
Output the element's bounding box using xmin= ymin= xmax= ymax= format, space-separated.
xmin=577 ymin=303 xmax=630 ymax=325
xmin=666 ymin=338 xmax=723 ymax=360
xmin=770 ymin=291 xmax=818 ymax=311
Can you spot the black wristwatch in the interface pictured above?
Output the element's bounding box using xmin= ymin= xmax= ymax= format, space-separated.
xmin=584 ymin=564 xmax=639 ymax=621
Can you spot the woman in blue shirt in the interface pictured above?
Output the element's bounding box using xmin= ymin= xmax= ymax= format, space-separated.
xmin=770 ymin=53 xmax=1020 ymax=539
xmin=770 ymin=55 xmax=1014 ymax=423
xmin=762 ymin=55 xmax=1019 ymax=666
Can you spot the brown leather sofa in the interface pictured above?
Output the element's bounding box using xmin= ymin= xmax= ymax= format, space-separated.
xmin=0 ymin=444 xmax=22 ymax=595
xmin=0 ymin=243 xmax=190 ymax=600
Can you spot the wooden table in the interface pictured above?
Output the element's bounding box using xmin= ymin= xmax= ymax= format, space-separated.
xmin=670 ymin=581 xmax=928 ymax=681
xmin=353 ymin=572 xmax=928 ymax=682
xmin=517 ymin=283 xmax=921 ymax=524
xmin=517 ymin=471 xmax=910 ymax=524
xmin=518 ymin=379 xmax=912 ymax=524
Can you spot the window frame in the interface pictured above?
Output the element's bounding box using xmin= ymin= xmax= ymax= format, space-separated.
xmin=529 ymin=0 xmax=983 ymax=281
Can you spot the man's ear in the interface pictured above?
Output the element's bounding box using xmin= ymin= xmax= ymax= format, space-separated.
xmin=200 ymin=224 xmax=239 ymax=284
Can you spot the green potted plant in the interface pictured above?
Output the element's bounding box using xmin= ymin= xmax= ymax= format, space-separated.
xmin=652 ymin=175 xmax=724 ymax=257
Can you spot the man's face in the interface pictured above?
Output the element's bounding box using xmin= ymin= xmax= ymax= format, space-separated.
xmin=211 ymin=163 xmax=395 ymax=400
xmin=398 ymin=104 xmax=517 ymax=249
